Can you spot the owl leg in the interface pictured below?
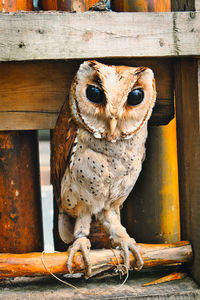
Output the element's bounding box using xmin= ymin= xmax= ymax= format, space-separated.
xmin=67 ymin=211 xmax=92 ymax=278
xmin=98 ymin=209 xmax=143 ymax=272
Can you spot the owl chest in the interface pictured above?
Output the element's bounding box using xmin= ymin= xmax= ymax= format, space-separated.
xmin=61 ymin=129 xmax=146 ymax=215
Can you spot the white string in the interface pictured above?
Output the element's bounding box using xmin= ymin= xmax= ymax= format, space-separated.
xmin=41 ymin=249 xmax=129 ymax=293
xmin=111 ymin=248 xmax=130 ymax=290
xmin=41 ymin=251 xmax=80 ymax=291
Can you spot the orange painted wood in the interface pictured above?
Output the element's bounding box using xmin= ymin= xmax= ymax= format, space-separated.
xmin=0 ymin=0 xmax=32 ymax=12
xmin=113 ymin=0 xmax=170 ymax=12
xmin=0 ymin=131 xmax=43 ymax=253
xmin=0 ymin=241 xmax=192 ymax=279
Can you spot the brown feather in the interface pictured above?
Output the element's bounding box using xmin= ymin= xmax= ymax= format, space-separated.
xmin=51 ymin=99 xmax=78 ymax=203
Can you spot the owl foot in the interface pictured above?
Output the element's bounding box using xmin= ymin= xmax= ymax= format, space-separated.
xmin=67 ymin=236 xmax=91 ymax=278
xmin=113 ymin=237 xmax=144 ymax=272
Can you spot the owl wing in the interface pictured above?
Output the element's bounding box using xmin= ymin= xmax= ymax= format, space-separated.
xmin=51 ymin=98 xmax=78 ymax=246
xmin=51 ymin=98 xmax=78 ymax=204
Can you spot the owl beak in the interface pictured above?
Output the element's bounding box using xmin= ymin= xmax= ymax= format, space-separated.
xmin=110 ymin=117 xmax=117 ymax=137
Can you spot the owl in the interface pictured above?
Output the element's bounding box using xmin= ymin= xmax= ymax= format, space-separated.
xmin=51 ymin=60 xmax=156 ymax=277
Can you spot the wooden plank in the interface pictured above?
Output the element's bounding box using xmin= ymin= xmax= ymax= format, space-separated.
xmin=174 ymin=58 xmax=200 ymax=285
xmin=0 ymin=60 xmax=80 ymax=130
xmin=0 ymin=11 xmax=199 ymax=61
xmin=0 ymin=59 xmax=174 ymax=130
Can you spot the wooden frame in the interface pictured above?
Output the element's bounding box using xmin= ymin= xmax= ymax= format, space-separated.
xmin=0 ymin=9 xmax=199 ymax=288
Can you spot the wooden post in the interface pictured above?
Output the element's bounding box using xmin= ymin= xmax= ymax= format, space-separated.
xmin=0 ymin=1 xmax=43 ymax=253
xmin=172 ymin=0 xmax=200 ymax=286
xmin=123 ymin=119 xmax=180 ymax=244
xmin=174 ymin=58 xmax=200 ymax=285
xmin=0 ymin=131 xmax=43 ymax=253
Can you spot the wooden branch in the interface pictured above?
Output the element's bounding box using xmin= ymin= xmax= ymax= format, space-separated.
xmin=0 ymin=11 xmax=200 ymax=62
xmin=0 ymin=241 xmax=192 ymax=279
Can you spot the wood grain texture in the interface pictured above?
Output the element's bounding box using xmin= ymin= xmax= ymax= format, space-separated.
xmin=0 ymin=59 xmax=174 ymax=130
xmin=174 ymin=58 xmax=200 ymax=285
xmin=0 ymin=11 xmax=199 ymax=61
xmin=0 ymin=241 xmax=192 ymax=279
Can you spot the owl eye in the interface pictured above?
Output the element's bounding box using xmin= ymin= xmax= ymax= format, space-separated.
xmin=127 ymin=88 xmax=144 ymax=106
xmin=86 ymin=85 xmax=104 ymax=104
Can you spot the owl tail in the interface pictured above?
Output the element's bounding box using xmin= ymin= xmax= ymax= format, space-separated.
xmin=58 ymin=210 xmax=74 ymax=244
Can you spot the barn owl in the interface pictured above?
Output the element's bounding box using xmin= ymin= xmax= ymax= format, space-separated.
xmin=51 ymin=60 xmax=156 ymax=277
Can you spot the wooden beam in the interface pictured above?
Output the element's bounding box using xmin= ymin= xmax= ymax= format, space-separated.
xmin=0 ymin=11 xmax=199 ymax=61
xmin=0 ymin=241 xmax=192 ymax=279
xmin=0 ymin=59 xmax=174 ymax=130
xmin=174 ymin=58 xmax=200 ymax=285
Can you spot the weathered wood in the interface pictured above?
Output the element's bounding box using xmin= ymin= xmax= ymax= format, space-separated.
xmin=174 ymin=58 xmax=200 ymax=285
xmin=0 ymin=59 xmax=174 ymax=130
xmin=0 ymin=11 xmax=199 ymax=62
xmin=0 ymin=241 xmax=192 ymax=279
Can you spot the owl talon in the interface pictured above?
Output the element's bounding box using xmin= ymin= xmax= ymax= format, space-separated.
xmin=67 ymin=236 xmax=91 ymax=278
xmin=114 ymin=237 xmax=144 ymax=272
xmin=129 ymin=243 xmax=144 ymax=271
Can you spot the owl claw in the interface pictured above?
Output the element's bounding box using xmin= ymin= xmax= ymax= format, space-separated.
xmin=128 ymin=242 xmax=144 ymax=271
xmin=113 ymin=237 xmax=144 ymax=272
xmin=67 ymin=237 xmax=91 ymax=278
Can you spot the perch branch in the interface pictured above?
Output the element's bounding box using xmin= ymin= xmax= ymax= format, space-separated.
xmin=0 ymin=241 xmax=192 ymax=279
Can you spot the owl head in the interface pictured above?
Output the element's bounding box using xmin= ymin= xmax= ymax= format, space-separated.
xmin=70 ymin=60 xmax=156 ymax=142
